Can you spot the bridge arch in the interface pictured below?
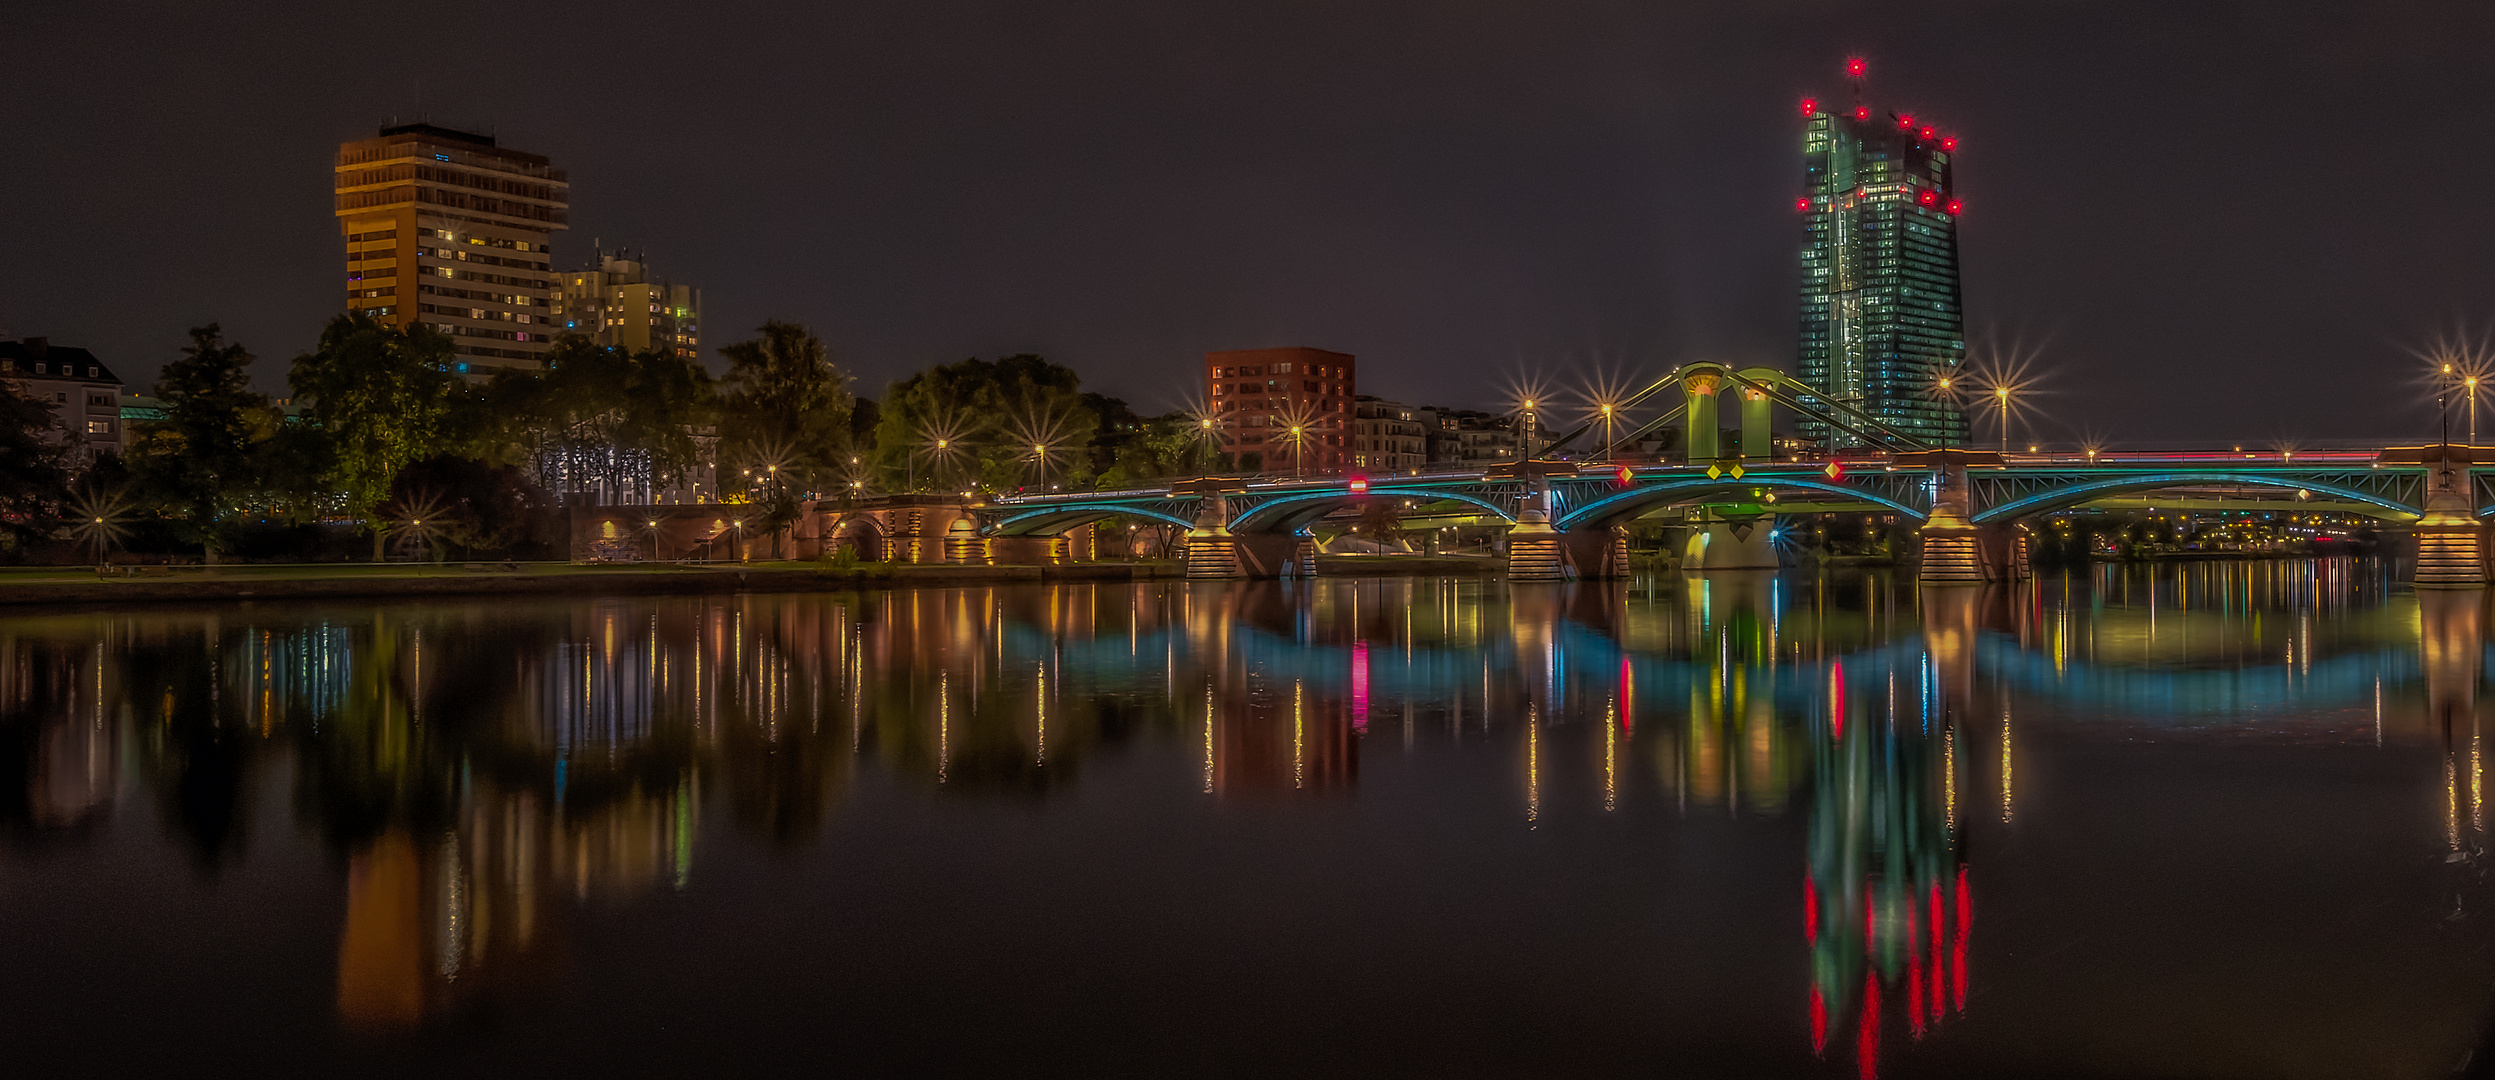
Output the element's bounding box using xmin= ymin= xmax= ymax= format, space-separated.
xmin=1557 ymin=476 xmax=1930 ymax=531
xmin=1969 ymin=473 xmax=2422 ymax=524
xmin=987 ymin=504 xmax=1197 ymax=537
xmin=1229 ymin=487 xmax=1517 ymax=534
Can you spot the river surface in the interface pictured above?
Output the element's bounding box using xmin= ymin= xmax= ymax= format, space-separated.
xmin=4 ymin=563 xmax=2495 ymax=1077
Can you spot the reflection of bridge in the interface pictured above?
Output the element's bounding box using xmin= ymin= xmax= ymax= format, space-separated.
xmin=988 ymin=445 xmax=2488 ymax=586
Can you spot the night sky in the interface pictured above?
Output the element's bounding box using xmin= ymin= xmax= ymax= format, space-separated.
xmin=5 ymin=2 xmax=2491 ymax=445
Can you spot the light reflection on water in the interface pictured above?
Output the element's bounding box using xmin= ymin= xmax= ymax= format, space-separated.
xmin=1 ymin=558 xmax=2491 ymax=1077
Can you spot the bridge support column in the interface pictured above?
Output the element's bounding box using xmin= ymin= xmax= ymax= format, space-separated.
xmin=2416 ymin=454 xmax=2487 ymax=587
xmin=943 ymin=518 xmax=991 ymax=565
xmin=1507 ymin=509 xmax=1566 ymax=581
xmin=1292 ymin=532 xmax=1319 ymax=578
xmin=1900 ymin=448 xmax=2014 ymax=583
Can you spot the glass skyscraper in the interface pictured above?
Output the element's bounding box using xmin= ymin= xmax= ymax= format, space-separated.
xmin=1795 ymin=90 xmax=1969 ymax=449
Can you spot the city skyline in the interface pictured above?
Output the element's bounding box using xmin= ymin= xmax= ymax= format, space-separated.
xmin=7 ymin=4 xmax=2495 ymax=443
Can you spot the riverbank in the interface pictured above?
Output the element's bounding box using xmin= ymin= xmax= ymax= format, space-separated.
xmin=0 ymin=552 xmax=1508 ymax=607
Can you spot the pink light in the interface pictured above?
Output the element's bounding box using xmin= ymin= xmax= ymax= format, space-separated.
xmin=1917 ymin=190 xmax=1937 ymax=207
xmin=1896 ymin=113 xmax=1914 ymax=129
xmin=1946 ymin=198 xmax=1963 ymax=215
xmin=1805 ymin=875 xmax=1820 ymax=943
xmin=1919 ymin=126 xmax=1936 ymax=140
xmin=1801 ymin=97 xmax=1818 ymax=116
xmin=1941 ymin=136 xmax=1957 ymax=151
xmin=1858 ymin=973 xmax=1882 ymax=1079
xmin=1351 ymin=641 xmax=1369 ymax=733
xmin=1854 ymin=106 xmax=1870 ymax=121
xmin=1810 ymin=983 xmax=1829 ymax=1055
xmin=1846 ymin=57 xmax=1866 ymax=78
xmin=1796 ymin=196 xmax=1813 ymax=213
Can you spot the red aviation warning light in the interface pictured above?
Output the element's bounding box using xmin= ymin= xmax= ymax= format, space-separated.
xmin=1846 ymin=57 xmax=1866 ymax=78
xmin=1941 ymin=136 xmax=1958 ymax=151
xmin=1800 ymin=97 xmax=1817 ymax=117
xmin=1796 ymin=196 xmax=1813 ymax=212
xmin=1853 ymin=106 xmax=1870 ymax=121
xmin=1946 ymin=198 xmax=1963 ymax=215
xmin=1347 ymin=474 xmax=1369 ymax=496
xmin=1917 ymin=189 xmax=1937 ymax=207
xmin=1897 ymin=113 xmax=1915 ymax=129
xmin=1919 ymin=125 xmax=1936 ymax=140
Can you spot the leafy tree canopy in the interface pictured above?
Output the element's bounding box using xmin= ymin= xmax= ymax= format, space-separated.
xmin=288 ymin=314 xmax=464 ymax=527
xmin=716 ymin=322 xmax=853 ymax=492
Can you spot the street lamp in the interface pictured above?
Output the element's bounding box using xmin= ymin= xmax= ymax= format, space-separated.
xmin=1289 ymin=424 xmax=1306 ymax=477
xmin=1599 ymin=402 xmax=1617 ymax=461
xmin=1993 ymin=385 xmax=2012 ymax=452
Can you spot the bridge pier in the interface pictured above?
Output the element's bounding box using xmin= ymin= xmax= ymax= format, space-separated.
xmin=1901 ymin=448 xmax=2030 ymax=583
xmin=2406 ymin=447 xmax=2487 ymax=587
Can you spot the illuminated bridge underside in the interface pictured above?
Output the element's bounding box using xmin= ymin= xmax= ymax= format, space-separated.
xmin=1968 ymin=471 xmax=2426 ymax=525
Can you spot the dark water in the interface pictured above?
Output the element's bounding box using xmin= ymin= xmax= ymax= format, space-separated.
xmin=4 ymin=562 xmax=2494 ymax=1077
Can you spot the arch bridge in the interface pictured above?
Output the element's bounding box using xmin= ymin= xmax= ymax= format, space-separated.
xmin=977 ymin=364 xmax=2489 ymax=586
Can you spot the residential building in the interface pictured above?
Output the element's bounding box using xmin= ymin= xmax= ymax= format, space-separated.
xmin=1 ymin=338 xmax=122 ymax=460
xmin=1418 ymin=409 xmax=1520 ymax=466
xmin=548 ymin=250 xmax=701 ymax=360
xmin=1204 ymin=347 xmax=1355 ymax=475
xmin=334 ymin=123 xmax=569 ymax=374
xmin=1351 ymin=396 xmax=1429 ymax=474
xmin=1796 ymin=76 xmax=1970 ymax=448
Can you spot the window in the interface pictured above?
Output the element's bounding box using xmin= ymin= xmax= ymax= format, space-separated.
xmin=33 ymin=362 xmax=46 ymax=374
xmin=87 ymin=420 xmax=111 ymax=435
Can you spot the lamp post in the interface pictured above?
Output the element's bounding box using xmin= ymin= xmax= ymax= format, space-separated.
xmin=2470 ymin=375 xmax=2481 ymax=444
xmin=1599 ymin=402 xmax=1617 ymax=461
xmin=1289 ymin=425 xmax=1306 ymax=478
xmin=1520 ymin=398 xmax=1538 ymax=458
xmin=2441 ymin=363 xmax=2455 ymax=447
xmin=1198 ymin=416 xmax=1217 ymax=474
xmin=1994 ymin=385 xmax=2011 ymax=453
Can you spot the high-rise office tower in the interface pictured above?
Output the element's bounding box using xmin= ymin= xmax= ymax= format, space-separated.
xmin=334 ymin=123 xmax=569 ymax=373
xmin=1795 ymin=63 xmax=1969 ymax=448
xmin=549 ymin=251 xmax=702 ymax=360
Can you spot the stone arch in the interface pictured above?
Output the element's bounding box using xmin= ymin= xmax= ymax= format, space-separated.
xmin=828 ymin=514 xmax=887 ymax=561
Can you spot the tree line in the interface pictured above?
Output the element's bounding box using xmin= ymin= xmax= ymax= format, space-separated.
xmin=0 ymin=313 xmax=1226 ymax=563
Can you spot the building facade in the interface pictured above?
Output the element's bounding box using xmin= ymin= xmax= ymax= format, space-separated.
xmin=1351 ymin=396 xmax=1429 ymax=473
xmin=548 ymin=251 xmax=701 ymax=360
xmin=1 ymin=338 xmax=122 ymax=460
xmin=334 ymin=123 xmax=569 ymax=374
xmin=1205 ymin=347 xmax=1355 ymax=475
xmin=1796 ymin=88 xmax=1969 ymax=449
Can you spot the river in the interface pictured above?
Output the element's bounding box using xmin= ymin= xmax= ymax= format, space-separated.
xmin=2 ymin=561 xmax=2490 ymax=1077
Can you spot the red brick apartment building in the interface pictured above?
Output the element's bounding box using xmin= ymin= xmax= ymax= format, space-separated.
xmin=1204 ymin=347 xmax=1355 ymax=475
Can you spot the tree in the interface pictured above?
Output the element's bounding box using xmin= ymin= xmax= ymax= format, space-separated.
xmin=381 ymin=454 xmax=554 ymax=559
xmin=127 ymin=325 xmax=276 ymax=561
xmin=289 ymin=314 xmax=463 ymax=556
xmin=716 ymin=322 xmax=853 ymax=494
xmin=0 ymin=373 xmax=70 ymax=553
xmin=870 ymin=354 xmax=1099 ymax=493
xmin=487 ymin=335 xmax=714 ymax=502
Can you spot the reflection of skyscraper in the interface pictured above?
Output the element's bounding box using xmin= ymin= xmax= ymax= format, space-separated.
xmin=1805 ymin=656 xmax=1969 ymax=1074
xmin=1796 ymin=63 xmax=1969 ymax=448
